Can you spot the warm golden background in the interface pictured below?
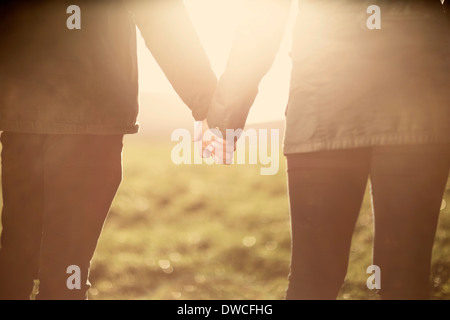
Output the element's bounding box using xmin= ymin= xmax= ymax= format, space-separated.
xmin=1 ymin=0 xmax=449 ymax=300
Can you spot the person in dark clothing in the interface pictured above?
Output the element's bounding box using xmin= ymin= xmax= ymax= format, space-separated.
xmin=0 ymin=0 xmax=217 ymax=300
xmin=207 ymin=0 xmax=450 ymax=299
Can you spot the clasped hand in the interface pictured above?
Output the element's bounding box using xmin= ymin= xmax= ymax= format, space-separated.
xmin=194 ymin=120 xmax=236 ymax=165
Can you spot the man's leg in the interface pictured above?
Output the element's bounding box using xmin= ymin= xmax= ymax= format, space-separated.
xmin=0 ymin=133 xmax=47 ymax=300
xmin=37 ymin=134 xmax=123 ymax=300
xmin=285 ymin=149 xmax=370 ymax=300
xmin=371 ymin=143 xmax=450 ymax=300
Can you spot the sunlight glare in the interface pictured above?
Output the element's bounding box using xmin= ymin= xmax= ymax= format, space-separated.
xmin=137 ymin=0 xmax=298 ymax=124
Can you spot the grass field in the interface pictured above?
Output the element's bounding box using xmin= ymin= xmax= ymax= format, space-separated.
xmin=84 ymin=136 xmax=450 ymax=300
xmin=0 ymin=135 xmax=448 ymax=300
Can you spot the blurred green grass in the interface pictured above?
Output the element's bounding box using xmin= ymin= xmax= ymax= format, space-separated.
xmin=86 ymin=136 xmax=450 ymax=300
xmin=0 ymin=136 xmax=448 ymax=300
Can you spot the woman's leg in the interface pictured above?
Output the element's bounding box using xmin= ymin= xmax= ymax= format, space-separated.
xmin=371 ymin=143 xmax=450 ymax=300
xmin=286 ymin=148 xmax=371 ymax=299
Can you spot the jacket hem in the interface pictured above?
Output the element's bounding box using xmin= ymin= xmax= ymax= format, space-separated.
xmin=0 ymin=120 xmax=139 ymax=135
xmin=283 ymin=133 xmax=450 ymax=155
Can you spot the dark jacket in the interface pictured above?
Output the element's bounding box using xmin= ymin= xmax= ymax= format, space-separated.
xmin=207 ymin=0 xmax=450 ymax=154
xmin=0 ymin=0 xmax=217 ymax=134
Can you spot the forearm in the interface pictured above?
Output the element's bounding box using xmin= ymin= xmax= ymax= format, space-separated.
xmin=207 ymin=0 xmax=292 ymax=134
xmin=127 ymin=0 xmax=217 ymax=120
